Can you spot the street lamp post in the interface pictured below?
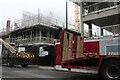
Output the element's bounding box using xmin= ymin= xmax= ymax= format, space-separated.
xmin=66 ymin=0 xmax=68 ymax=29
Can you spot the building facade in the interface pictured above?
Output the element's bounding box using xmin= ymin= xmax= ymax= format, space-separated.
xmin=71 ymin=0 xmax=120 ymax=39
xmin=0 ymin=12 xmax=63 ymax=66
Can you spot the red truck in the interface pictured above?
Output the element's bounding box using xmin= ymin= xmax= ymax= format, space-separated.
xmin=55 ymin=29 xmax=120 ymax=80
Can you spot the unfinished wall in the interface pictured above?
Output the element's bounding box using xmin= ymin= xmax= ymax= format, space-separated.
xmin=61 ymin=30 xmax=84 ymax=62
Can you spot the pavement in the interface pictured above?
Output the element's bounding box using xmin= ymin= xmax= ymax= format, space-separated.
xmin=2 ymin=64 xmax=97 ymax=74
xmin=27 ymin=65 xmax=55 ymax=71
xmin=2 ymin=65 xmax=100 ymax=79
xmin=38 ymin=66 xmax=55 ymax=70
xmin=37 ymin=65 xmax=97 ymax=74
xmin=37 ymin=65 xmax=69 ymax=71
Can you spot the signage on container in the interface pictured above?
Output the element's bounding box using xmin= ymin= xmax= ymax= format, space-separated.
xmin=39 ymin=47 xmax=49 ymax=57
xmin=106 ymin=44 xmax=120 ymax=55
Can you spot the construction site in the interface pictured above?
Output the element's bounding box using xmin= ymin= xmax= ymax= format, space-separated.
xmin=0 ymin=0 xmax=120 ymax=80
xmin=0 ymin=11 xmax=65 ymax=66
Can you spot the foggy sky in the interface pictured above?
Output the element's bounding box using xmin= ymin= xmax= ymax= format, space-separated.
xmin=0 ymin=0 xmax=75 ymax=31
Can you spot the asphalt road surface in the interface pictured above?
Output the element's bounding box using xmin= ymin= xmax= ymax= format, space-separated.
xmin=2 ymin=65 xmax=101 ymax=80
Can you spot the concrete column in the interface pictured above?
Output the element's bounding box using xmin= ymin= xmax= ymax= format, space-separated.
xmin=80 ymin=2 xmax=84 ymax=37
xmin=22 ymin=34 xmax=24 ymax=39
xmin=88 ymin=23 xmax=92 ymax=37
xmin=51 ymin=32 xmax=53 ymax=38
xmin=47 ymin=32 xmax=50 ymax=43
xmin=30 ymin=31 xmax=32 ymax=38
xmin=37 ymin=32 xmax=39 ymax=37
xmin=9 ymin=35 xmax=11 ymax=43
xmin=39 ymin=30 xmax=41 ymax=42
xmin=47 ymin=32 xmax=50 ymax=38
xmin=25 ymin=33 xmax=27 ymax=38
xmin=30 ymin=31 xmax=33 ymax=42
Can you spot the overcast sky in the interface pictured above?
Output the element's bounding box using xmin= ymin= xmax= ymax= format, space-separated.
xmin=0 ymin=0 xmax=75 ymax=31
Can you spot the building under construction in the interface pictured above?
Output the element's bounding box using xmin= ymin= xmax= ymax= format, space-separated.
xmin=0 ymin=11 xmax=63 ymax=66
xmin=72 ymin=0 xmax=120 ymax=39
xmin=1 ymin=0 xmax=120 ymax=67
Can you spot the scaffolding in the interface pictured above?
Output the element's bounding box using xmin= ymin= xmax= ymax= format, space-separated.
xmin=14 ymin=11 xmax=65 ymax=30
xmin=0 ymin=11 xmax=65 ymax=36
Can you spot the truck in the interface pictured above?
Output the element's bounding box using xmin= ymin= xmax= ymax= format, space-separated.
xmin=0 ymin=38 xmax=35 ymax=67
xmin=55 ymin=29 xmax=120 ymax=80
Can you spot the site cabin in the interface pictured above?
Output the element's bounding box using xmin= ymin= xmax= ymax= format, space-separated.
xmin=55 ymin=29 xmax=120 ymax=80
xmin=0 ymin=38 xmax=35 ymax=67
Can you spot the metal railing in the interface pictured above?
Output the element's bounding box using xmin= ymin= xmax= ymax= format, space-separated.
xmin=4 ymin=38 xmax=15 ymax=44
xmin=4 ymin=36 xmax=59 ymax=46
xmin=3 ymin=34 xmax=60 ymax=46
xmin=83 ymin=2 xmax=119 ymax=15
xmin=84 ymin=24 xmax=120 ymax=40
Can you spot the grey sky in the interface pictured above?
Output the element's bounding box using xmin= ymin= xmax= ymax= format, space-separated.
xmin=0 ymin=0 xmax=75 ymax=31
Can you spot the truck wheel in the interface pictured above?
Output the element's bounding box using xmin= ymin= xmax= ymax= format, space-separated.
xmin=101 ymin=60 xmax=120 ymax=80
xmin=21 ymin=64 xmax=28 ymax=67
xmin=7 ymin=59 xmax=14 ymax=67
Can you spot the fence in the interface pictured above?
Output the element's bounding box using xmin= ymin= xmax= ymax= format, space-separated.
xmin=4 ymin=38 xmax=15 ymax=44
xmin=4 ymin=36 xmax=59 ymax=46
xmin=83 ymin=2 xmax=119 ymax=15
xmin=84 ymin=24 xmax=120 ymax=40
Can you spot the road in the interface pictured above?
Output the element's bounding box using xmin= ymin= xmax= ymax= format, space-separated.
xmin=2 ymin=65 xmax=101 ymax=80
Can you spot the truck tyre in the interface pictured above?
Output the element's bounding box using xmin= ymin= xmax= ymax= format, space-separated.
xmin=101 ymin=60 xmax=120 ymax=80
xmin=7 ymin=59 xmax=14 ymax=67
xmin=21 ymin=64 xmax=28 ymax=67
